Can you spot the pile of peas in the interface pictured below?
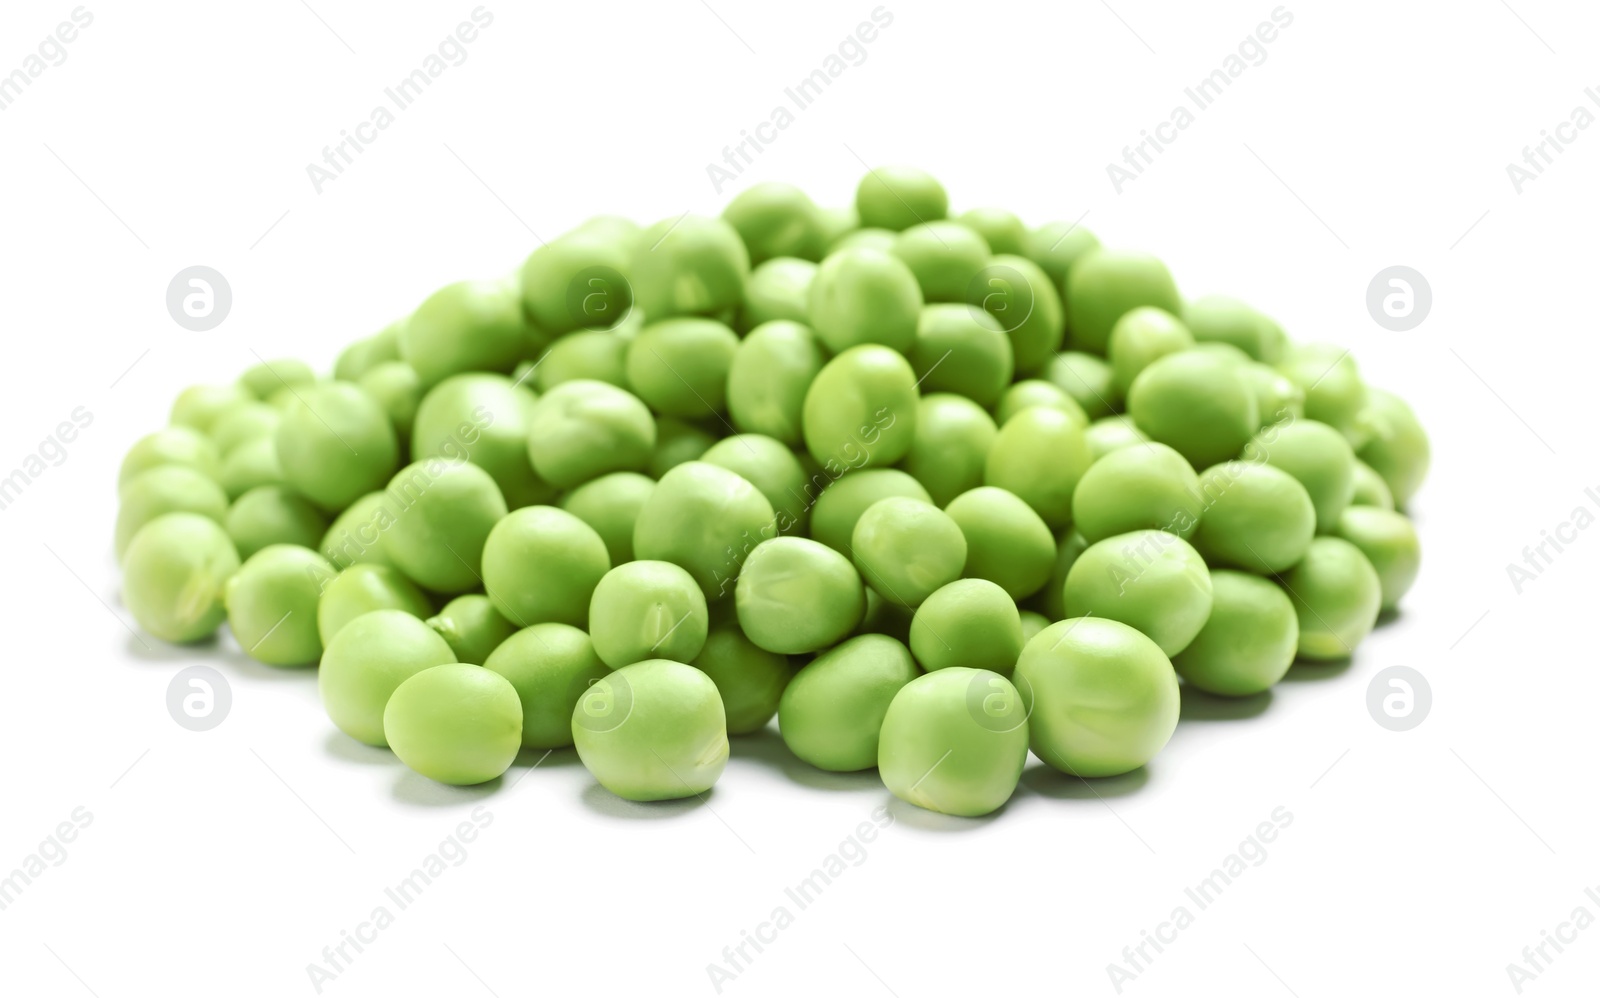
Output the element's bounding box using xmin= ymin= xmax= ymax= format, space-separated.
xmin=115 ymin=167 xmax=1428 ymax=816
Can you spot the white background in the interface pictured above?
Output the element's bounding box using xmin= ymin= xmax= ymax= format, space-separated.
xmin=1 ymin=1 xmax=1596 ymax=995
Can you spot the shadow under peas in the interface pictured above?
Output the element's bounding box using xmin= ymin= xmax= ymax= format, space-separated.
xmin=512 ymin=745 xmax=585 ymax=771
xmin=1180 ymin=684 xmax=1273 ymax=721
xmin=124 ymin=629 xmax=220 ymax=663
xmin=1019 ymin=763 xmax=1149 ymax=801
xmin=578 ymin=780 xmax=707 ymax=820
xmin=728 ymin=727 xmax=882 ymax=793
xmin=1280 ymin=657 xmax=1354 ymax=683
xmin=885 ymin=793 xmax=1004 ymax=833
xmin=323 ymin=728 xmax=394 ymax=768
xmin=392 ymin=767 xmax=501 ymax=807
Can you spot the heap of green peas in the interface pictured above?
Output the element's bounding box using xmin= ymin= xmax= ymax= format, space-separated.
xmin=115 ymin=166 xmax=1428 ymax=817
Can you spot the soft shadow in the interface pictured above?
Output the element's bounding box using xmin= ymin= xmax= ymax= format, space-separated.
xmin=1180 ymin=685 xmax=1273 ymax=721
xmin=122 ymin=631 xmax=315 ymax=685
xmin=1374 ymin=607 xmax=1403 ymax=629
xmin=124 ymin=631 xmax=220 ymax=663
xmin=1280 ymin=658 xmax=1354 ymax=683
xmin=513 ymin=746 xmax=585 ymax=771
xmin=1020 ymin=764 xmax=1149 ymax=800
xmin=324 ymin=729 xmax=394 ymax=767
xmin=391 ymin=769 xmax=501 ymax=807
xmin=579 ymin=781 xmax=707 ymax=819
xmin=885 ymin=794 xmax=1004 ymax=832
xmin=729 ymin=729 xmax=880 ymax=792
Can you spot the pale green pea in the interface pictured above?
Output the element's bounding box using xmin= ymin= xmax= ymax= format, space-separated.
xmin=484 ymin=623 xmax=609 ymax=748
xmin=1189 ymin=461 xmax=1316 ymax=574
xmin=386 ymin=664 xmax=522 ymax=785
xmin=240 ymin=358 xmax=316 ymax=400
xmin=320 ymin=609 xmax=456 ymax=746
xmin=526 ymin=379 xmax=656 ymax=489
xmin=1071 ymin=442 xmax=1202 ymax=543
xmin=317 ymin=563 xmax=434 ymax=646
xmin=320 ymin=491 xmax=399 ymax=570
xmin=1108 ymin=306 xmax=1194 ymax=398
xmin=983 ymin=406 xmax=1093 ymax=530
xmin=1277 ymin=344 xmax=1368 ymax=443
xmin=691 ymin=615 xmax=795 ymax=734
xmin=726 ymin=320 xmax=826 ymax=446
xmin=801 ymin=345 xmax=919 ymax=470
xmin=818 ymin=205 xmax=858 ymax=248
xmin=536 ymin=329 xmax=631 ymax=391
xmin=735 ymin=536 xmax=865 ymax=654
xmin=358 ymin=361 xmax=423 ymax=447
xmin=1280 ymin=536 xmax=1382 ymax=660
xmin=1172 ymin=570 xmax=1298 ymax=696
xmin=701 ymin=434 xmax=815 ymax=535
xmin=956 ymin=207 xmax=1026 ymax=256
xmin=218 ymin=436 xmax=285 ymax=500
xmin=909 ymin=579 xmax=1024 ymax=677
xmin=412 ymin=372 xmax=553 ymax=509
xmin=116 ymin=465 xmax=229 ymax=562
xmin=427 ymin=594 xmax=516 ymax=665
xmin=1023 ymin=221 xmax=1100 ymax=299
xmin=626 ymin=317 xmax=739 ymax=419
xmin=891 ymin=221 xmax=990 ymax=302
xmin=224 ymin=544 xmax=332 ymax=666
xmin=1242 ymin=419 xmax=1356 ymax=534
xmin=1182 ymin=295 xmax=1286 ymax=363
xmin=1032 ymin=530 xmax=1088 ymax=621
xmin=572 ymin=659 xmax=728 ymax=801
xmin=122 ymin=513 xmax=240 ymax=644
xmin=649 ymin=416 xmax=719 ymax=479
xmin=1127 ymin=351 xmax=1258 ymax=469
xmin=854 ymin=165 xmax=948 ymax=231
xmin=210 ymin=402 xmax=282 ymax=457
xmin=381 ymin=460 xmax=507 ymax=595
xmin=909 ymin=304 xmax=1014 ymax=409
xmin=560 ymin=471 xmax=656 ymax=564
xmin=633 ymin=461 xmax=775 ymax=598
xmin=587 ymin=560 xmax=709 ymax=668
xmin=171 ymin=383 xmax=252 ymax=434
xmin=851 ymin=497 xmax=967 ymax=608
xmin=974 ymin=254 xmax=1065 ymax=377
xmin=225 ymin=484 xmax=329 ymax=560
xmin=807 ymin=247 xmax=923 ymax=354
xmin=519 ymin=228 xmax=635 ymax=336
xmin=481 ymin=505 xmax=610 ymax=628
xmin=274 ymin=381 xmax=399 ymax=511
xmin=944 ymin=486 xmax=1056 ymax=601
xmin=1350 ymin=459 xmax=1395 ymax=509
xmin=1357 ymin=389 xmax=1429 ymax=508
xmin=1064 ymin=248 xmax=1182 ymax=356
xmin=1063 ymin=530 xmax=1214 ymax=657
xmin=400 ymin=278 xmax=527 ymax=388
xmin=119 ymin=427 xmax=219 ymax=490
xmin=808 ymin=468 xmax=931 ymax=555
xmin=1019 ymin=610 xmax=1050 ymax=643
xmin=994 ymin=380 xmax=1086 ymax=427
xmin=1334 ymin=507 xmax=1420 ymax=611
xmin=879 ymin=668 xmax=1028 ymax=817
xmin=898 ymin=394 xmax=997 ymax=508
xmin=778 ymin=633 xmax=920 ymax=771
xmin=722 ymin=181 xmax=827 ymax=264
xmin=630 ymin=214 xmax=749 ymax=319
xmin=1045 ymin=351 xmax=1117 ymax=419
xmin=737 ymin=258 xmax=818 ymax=333
xmin=1085 ymin=414 xmax=1151 ymax=460
xmin=830 ymin=228 xmax=898 ymax=254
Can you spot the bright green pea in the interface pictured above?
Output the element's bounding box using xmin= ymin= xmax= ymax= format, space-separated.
xmin=526 ymin=379 xmax=656 ymax=489
xmin=691 ymin=616 xmax=794 ymax=734
xmin=320 ymin=491 xmax=399 ymax=569
xmin=536 ymin=328 xmax=631 ymax=391
xmin=317 ymin=564 xmax=433 ymax=645
xmin=1014 ymin=616 xmax=1178 ymax=777
xmin=560 ymin=471 xmax=656 ymax=564
xmin=801 ymin=345 xmax=919 ymax=470
xmin=701 ymin=434 xmax=814 ymax=535
xmin=722 ymin=181 xmax=827 ymax=264
xmin=520 ymin=229 xmax=635 ymax=336
xmin=809 ymin=468 xmax=931 ymax=554
xmin=1334 ymin=507 xmax=1420 ymax=611
xmin=171 ymin=383 xmax=252 ymax=434
xmin=481 ymin=506 xmax=610 ymax=628
xmin=909 ymin=579 xmax=1023 ymax=676
xmin=588 ymin=560 xmax=709 ymax=668
xmin=385 ymin=665 xmax=522 ymax=785
xmin=633 ymin=461 xmax=775 ymax=598
xmin=778 ymin=633 xmax=920 ymax=771
xmin=274 ymin=382 xmax=399 ymax=511
xmin=224 ymin=544 xmax=332 ymax=666
xmin=572 ymin=659 xmax=728 ymax=800
xmin=995 ymin=379 xmax=1086 ymax=427
xmin=1046 ymin=350 xmax=1118 ymax=419
xmin=399 ymin=278 xmax=527 ymax=388
xmin=1085 ymin=414 xmax=1151 ymax=460
xmin=854 ymin=165 xmax=948 ymax=231
xmin=116 ymin=465 xmax=229 ymax=562
xmin=1278 ymin=344 xmax=1368 ymax=443
xmin=1033 ymin=530 xmax=1089 ymax=621
xmin=630 ymin=214 xmax=749 ymax=319
xmin=1350 ymin=459 xmax=1395 ymax=509
xmin=225 ymin=484 xmax=329 ymax=560
xmin=972 ymin=254 xmax=1065 ymax=377
xmin=899 ymin=394 xmax=998 ymax=508
xmin=983 ymin=406 xmax=1093 ymax=530
xmin=738 ymin=258 xmax=817 ymax=333
xmin=852 ymin=497 xmax=967 ymax=608
xmin=626 ymin=318 xmax=739 ymax=419
xmin=1023 ymin=220 xmax=1100 ymax=298
xmin=381 ymin=460 xmax=507 ymax=595
xmin=910 ymin=304 xmax=1013 ymax=409
xmin=1127 ymin=351 xmax=1258 ymax=469
xmin=943 ymin=486 xmax=1056 ymax=601
xmin=122 ymin=512 xmax=240 ymax=644
xmin=426 ymin=594 xmax=515 ymax=665
xmin=1357 ymin=389 xmax=1429 ymax=508
xmin=648 ymin=416 xmax=718 ymax=478
xmin=1108 ymin=307 xmax=1194 ymax=398
xmin=1019 ymin=610 xmax=1049 ymax=643
xmin=1280 ymin=536 xmax=1382 ymax=660
xmin=1063 ymin=530 xmax=1213 ymax=656
xmin=210 ymin=402 xmax=282 ymax=457
xmin=1172 ymin=570 xmax=1297 ymax=696
xmin=1072 ymin=442 xmax=1202 ymax=543
xmin=320 ymin=609 xmax=455 ymax=745
xmin=807 ymin=248 xmax=923 ymax=354
xmin=957 ymin=207 xmax=1026 ymax=256
xmin=1182 ymin=295 xmax=1286 ymax=363
xmin=119 ymin=427 xmax=219 ymax=490
xmin=891 ymin=221 xmax=990 ymax=303
xmin=1190 ymin=462 xmax=1312 ymax=574
xmin=1243 ymin=419 xmax=1356 ymax=534
xmin=831 ymin=227 xmax=898 ymax=254
xmin=412 ymin=373 xmax=552 ymax=509
xmin=239 ymin=358 xmax=315 ymax=400
xmin=879 ymin=668 xmax=1028 ymax=817
xmin=726 ymin=320 xmax=826 ymax=446
xmin=1064 ymin=248 xmax=1182 ymax=356
xmin=484 ymin=623 xmax=609 ymax=748
xmin=357 ymin=361 xmax=423 ymax=446
xmin=736 ymin=537 xmax=865 ymax=654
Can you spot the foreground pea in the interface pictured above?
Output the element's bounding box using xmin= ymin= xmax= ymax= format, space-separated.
xmin=633 ymin=461 xmax=775 ymax=597
xmin=572 ymin=659 xmax=729 ymax=801
xmin=627 ymin=318 xmax=739 ymax=419
xmin=1357 ymin=389 xmax=1430 ymax=507
xmin=1280 ymin=537 xmax=1382 ymax=659
xmin=700 ymin=434 xmax=814 ymax=535
xmin=1172 ymin=570 xmax=1298 ymax=696
xmin=381 ymin=460 xmax=507 ymax=595
xmin=878 ymin=668 xmax=1029 ymax=817
xmin=484 ymin=623 xmax=610 ymax=749
xmin=943 ymin=486 xmax=1055 ymax=600
xmin=122 ymin=513 xmax=240 ymax=644
xmin=1243 ymin=418 xmax=1356 ymax=533
xmin=588 ymin=560 xmax=709 ymax=668
xmin=526 ymin=379 xmax=656 ymax=489
xmin=809 ymin=468 xmax=930 ymax=554
xmin=779 ymin=634 xmax=920 ymax=771
xmin=319 ymin=610 xmax=456 ymax=746
xmin=1334 ymin=507 xmax=1420 ymax=611
xmin=1063 ymin=530 xmax=1213 ymax=656
xmin=807 ymin=248 xmax=923 ymax=354
xmin=1071 ymin=442 xmax=1202 ymax=543
xmin=385 ymin=664 xmax=522 ymax=785
xmin=412 ymin=373 xmax=550 ymax=508
xmin=400 ymin=278 xmax=527 ymax=388
xmin=427 ymin=594 xmax=516 ymax=666
xmin=116 ymin=465 xmax=229 ymax=562
xmin=983 ymin=406 xmax=1093 ymax=530
xmin=630 ymin=214 xmax=749 ymax=319
xmin=892 ymin=221 xmax=990 ymax=302
xmin=224 ymin=545 xmax=332 ymax=666
xmin=909 ymin=579 xmax=1024 ymax=676
xmin=317 ymin=563 xmax=433 ymax=645
xmin=910 ymin=304 xmax=1014 ymax=408
xmin=899 ymin=394 xmax=998 ymax=507
xmin=691 ymin=615 xmax=794 ymax=734
xmin=726 ymin=320 xmax=825 ymax=445
xmin=851 ymin=497 xmax=967 ymax=608
xmin=1127 ymin=351 xmax=1258 ymax=469
xmin=1064 ymin=248 xmax=1182 ymax=355
xmin=736 ymin=537 xmax=865 ymax=654
xmin=275 ymin=382 xmax=399 ymax=511
xmin=801 ymin=345 xmax=919 ymax=470
xmin=559 ymin=471 xmax=656 ymax=565
xmin=1189 ymin=461 xmax=1316 ymax=574
xmin=481 ymin=506 xmax=610 ymax=628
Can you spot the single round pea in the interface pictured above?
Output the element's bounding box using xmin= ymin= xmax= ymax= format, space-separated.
xmin=385 ymin=665 xmax=522 ymax=785
xmin=737 ymin=258 xmax=817 ymax=333
xmin=357 ymin=361 xmax=423 ymax=446
xmin=484 ymin=623 xmax=609 ymax=748
xmin=210 ymin=402 xmax=282 ymax=457
xmin=321 ymin=491 xmax=399 ymax=569
xmin=1182 ymin=295 xmax=1286 ymax=363
xmin=317 ymin=563 xmax=433 ymax=645
xmin=633 ymin=461 xmax=775 ymax=597
xmin=809 ymin=468 xmax=931 ymax=554
xmin=481 ymin=505 xmax=610 ymax=627
xmin=223 ymin=545 xmax=331 ymax=666
xmin=626 ymin=317 xmax=739 ymax=419
xmin=413 ymin=373 xmax=551 ymax=509
xmin=1357 ymin=388 xmax=1430 ymax=507
xmin=909 ymin=579 xmax=1023 ymax=676
xmin=630 ymin=213 xmax=749 ymax=319
xmin=1334 ymin=507 xmax=1420 ymax=611
xmin=899 ymin=394 xmax=998 ymax=507
xmin=983 ymin=406 xmax=1093 ymax=530
xmin=171 ymin=383 xmax=252 ymax=434
xmin=735 ymin=537 xmax=865 ymax=654
xmin=116 ymin=465 xmax=229 ymax=561
xmin=648 ymin=416 xmax=718 ymax=478
xmin=572 ymin=659 xmax=728 ymax=800
xmin=400 ymin=278 xmax=526 ymax=388
xmin=726 ymin=321 xmax=826 ymax=446
xmin=218 ymin=436 xmax=284 ymax=500
xmin=1127 ymin=351 xmax=1258 ymax=469
xmin=852 ymin=497 xmax=967 ymax=608
xmin=1045 ymin=351 xmax=1118 ymax=419
xmin=878 ymin=668 xmax=1028 ymax=817
xmin=943 ymin=485 xmax=1056 ymax=600
xmin=1064 ymin=530 xmax=1214 ymax=656
xmin=560 ymin=471 xmax=655 ymax=564
xmin=910 ymin=304 xmax=1014 ymax=408
xmin=1072 ymin=442 xmax=1202 ymax=543
xmin=1108 ymin=307 xmax=1194 ymax=398
xmin=701 ymin=434 xmax=814 ymax=535
xmin=119 ymin=427 xmax=219 ymax=490
xmin=426 ymin=594 xmax=515 ymax=665
xmin=536 ymin=329 xmax=630 ymax=391
xmin=971 ymin=254 xmax=1066 ymax=377
xmin=526 ymin=379 xmax=656 ymax=489
xmin=1280 ymin=536 xmax=1382 ymax=659
xmin=1172 ymin=570 xmax=1298 ymax=696
xmin=1085 ymin=414 xmax=1151 ymax=460
xmin=1033 ymin=530 xmax=1090 ymax=621
xmin=957 ymin=207 xmax=1026 ymax=256
xmin=1024 ymin=220 xmax=1101 ymax=298
xmin=1278 ymin=343 xmax=1367 ymax=441
xmin=854 ymin=166 xmax=948 ymax=232
xmin=320 ymin=609 xmax=456 ymax=745
xmin=691 ymin=617 xmax=794 ymax=734
xmin=380 ymin=460 xmax=507 ymax=595
xmin=588 ymin=560 xmax=709 ymax=668
xmin=274 ymin=382 xmax=399 ymax=511
xmin=995 ymin=379 xmax=1086 ymax=427
xmin=778 ymin=633 xmax=920 ymax=771
xmin=239 ymin=358 xmax=315 ymax=400
xmin=722 ymin=181 xmax=827 ymax=263
xmin=802 ymin=345 xmax=919 ymax=470
xmin=1016 ymin=617 xmax=1178 ymax=777
xmin=123 ymin=512 xmax=240 ymax=643
xmin=519 ymin=229 xmax=634 ymax=336
xmin=1189 ymin=461 xmax=1316 ymax=574
xmin=225 ymin=484 xmax=329 ymax=559
xmin=891 ymin=221 xmax=990 ymax=302
xmin=831 ymin=227 xmax=898 ymax=254
xmin=1019 ymin=610 xmax=1050 ymax=643
xmin=807 ymin=248 xmax=923 ymax=354
xmin=1350 ymin=459 xmax=1395 ymax=509
xmin=1064 ymin=248 xmax=1183 ymax=355
xmin=1243 ymin=419 xmax=1356 ymax=534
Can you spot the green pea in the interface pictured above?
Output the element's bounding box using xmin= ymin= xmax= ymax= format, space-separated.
xmin=1023 ymin=221 xmax=1100 ymax=298
xmin=738 ymin=258 xmax=817 ymax=333
xmin=171 ymin=383 xmax=252 ymax=434
xmin=878 ymin=668 xmax=1027 ymax=817
xmin=630 ymin=214 xmax=749 ymax=319
xmin=275 ymin=382 xmax=399 ymax=511
xmin=852 ymin=497 xmax=967 ymax=608
xmin=1182 ymin=295 xmax=1286 ymax=363
xmin=973 ymin=254 xmax=1065 ymax=377
xmin=899 ymin=394 xmax=998 ymax=508
xmin=1127 ymin=351 xmax=1258 ymax=469
xmin=1019 ymin=610 xmax=1049 ymax=643
xmin=224 ymin=545 xmax=332 ymax=666
xmin=779 ymin=633 xmax=920 ymax=771
xmin=239 ymin=358 xmax=315 ymax=400
xmin=691 ymin=615 xmax=794 ymax=734
xmin=854 ymin=165 xmax=948 ymax=231
xmin=560 ymin=471 xmax=656 ymax=564
xmin=1064 ymin=249 xmax=1182 ymax=355
xmin=1189 ymin=461 xmax=1316 ymax=574
xmin=1350 ymin=459 xmax=1395 ymax=509
xmin=909 ymin=304 xmax=1013 ymax=409
xmin=1015 ymin=617 xmax=1178 ymax=777
xmin=801 ymin=345 xmax=919 ymax=470
xmin=1357 ymin=389 xmax=1430 ymax=508
xmin=357 ymin=361 xmax=423 ymax=446
xmin=1278 ymin=344 xmax=1367 ymax=442
xmin=218 ymin=436 xmax=284 ymax=500
xmin=726 ymin=320 xmax=826 ymax=446
xmin=983 ymin=406 xmax=1093 ymax=530
xmin=572 ymin=659 xmax=728 ymax=800
xmin=520 ymin=229 xmax=634 ymax=336
xmin=943 ymin=485 xmax=1056 ymax=601
xmin=1280 ymin=537 xmax=1382 ymax=659
xmin=317 ymin=564 xmax=433 ymax=645
xmin=483 ymin=623 xmax=609 ymax=748
xmin=807 ymin=248 xmax=922 ymax=354
xmin=588 ymin=560 xmax=709 ymax=668
xmin=400 ymin=279 xmax=527 ymax=388
xmin=481 ymin=506 xmax=610 ymax=627
xmin=526 ymin=380 xmax=656 ymax=489
xmin=818 ymin=204 xmax=858 ymax=248
xmin=1334 ymin=507 xmax=1420 ymax=611
xmin=321 ymin=491 xmax=399 ymax=569
xmin=995 ymin=379 xmax=1086 ymax=427
xmin=1045 ymin=350 xmax=1117 ymax=419
xmin=385 ymin=664 xmax=522 ymax=785
xmin=210 ymin=402 xmax=282 ymax=457
xmin=536 ymin=328 xmax=631 ymax=391
xmin=426 ymin=594 xmax=516 ymax=665
xmin=1242 ymin=419 xmax=1356 ymax=534
xmin=1172 ymin=570 xmax=1297 ymax=696
xmin=626 ymin=318 xmax=739 ymax=419
xmin=119 ymin=427 xmax=219 ymax=490
xmin=333 ymin=336 xmax=374 ymax=383
xmin=735 ymin=537 xmax=865 ymax=654
xmin=831 ymin=228 xmax=898 ymax=254
xmin=1241 ymin=362 xmax=1306 ymax=429
xmin=225 ymin=484 xmax=329 ymax=560
xmin=413 ymin=373 xmax=552 ymax=509
xmin=1085 ymin=414 xmax=1151 ymax=460
xmin=382 ymin=460 xmax=507 ymax=595
xmin=1032 ymin=530 xmax=1089 ymax=621
xmin=857 ymin=588 xmax=914 ymax=644
xmin=1108 ymin=307 xmax=1194 ymax=398
xmin=809 ymin=468 xmax=931 ymax=554
xmin=722 ymin=181 xmax=827 ymax=264
xmin=891 ymin=221 xmax=990 ymax=302
xmin=956 ymin=207 xmax=1026 ymax=256
xmin=122 ymin=512 xmax=240 ymax=644
xmin=648 ymin=416 xmax=719 ymax=478
xmin=701 ymin=434 xmax=814 ymax=535
xmin=909 ymin=579 xmax=1023 ymax=676
xmin=1063 ymin=530 xmax=1213 ymax=656
xmin=116 ymin=465 xmax=229 ymax=561
xmin=633 ymin=461 xmax=774 ymax=598
xmin=1072 ymin=442 xmax=1202 ymax=543
xmin=320 ymin=609 xmax=455 ymax=745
